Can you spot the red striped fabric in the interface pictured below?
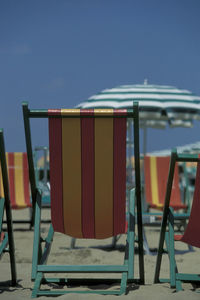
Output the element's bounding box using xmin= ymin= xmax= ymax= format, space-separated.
xmin=80 ymin=109 xmax=95 ymax=238
xmin=0 ymin=153 xmax=31 ymax=209
xmin=48 ymin=110 xmax=65 ymax=233
xmin=181 ymin=160 xmax=200 ymax=248
xmin=156 ymin=157 xmax=185 ymax=210
xmin=156 ymin=156 xmax=169 ymax=206
xmin=144 ymin=156 xmax=185 ymax=210
xmin=48 ymin=109 xmax=127 ymax=239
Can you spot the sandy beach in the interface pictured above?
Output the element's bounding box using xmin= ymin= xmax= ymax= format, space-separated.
xmin=1 ymin=208 xmax=200 ymax=300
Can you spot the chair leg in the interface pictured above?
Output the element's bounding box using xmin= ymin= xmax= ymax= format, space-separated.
xmin=32 ymin=192 xmax=42 ymax=281
xmin=111 ymin=236 xmax=118 ymax=248
xmin=143 ymin=230 xmax=152 ymax=255
xmin=6 ymin=206 xmax=17 ymax=286
xmin=40 ymin=224 xmax=54 ymax=265
xmin=167 ymin=209 xmax=183 ymax=291
xmin=127 ymin=189 xmax=135 ymax=280
xmin=70 ymin=238 xmax=76 ymax=249
xmin=32 ymin=272 xmax=43 ymax=298
xmin=165 ymin=232 xmax=176 ymax=288
xmin=120 ymin=272 xmax=128 ymax=295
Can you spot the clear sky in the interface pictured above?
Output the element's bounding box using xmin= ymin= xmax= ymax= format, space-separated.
xmin=0 ymin=0 xmax=200 ymax=152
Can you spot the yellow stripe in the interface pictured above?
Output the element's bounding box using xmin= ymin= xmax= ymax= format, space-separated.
xmin=62 ymin=118 xmax=83 ymax=238
xmin=150 ymin=157 xmax=160 ymax=206
xmin=61 ymin=109 xmax=80 ymax=116
xmin=94 ymin=109 xmax=114 ymax=116
xmin=94 ymin=116 xmax=113 ymax=238
xmin=14 ymin=153 xmax=25 ymax=207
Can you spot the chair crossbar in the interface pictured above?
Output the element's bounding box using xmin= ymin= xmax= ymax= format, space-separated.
xmin=176 ymin=274 xmax=200 ymax=281
xmin=37 ymin=290 xmax=124 ymax=296
xmin=38 ymin=265 xmax=128 ymax=273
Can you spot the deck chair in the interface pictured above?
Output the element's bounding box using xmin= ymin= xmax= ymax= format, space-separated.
xmin=0 ymin=152 xmax=33 ymax=227
xmin=142 ymin=155 xmax=191 ymax=254
xmin=22 ymin=101 xmax=144 ymax=297
xmin=0 ymin=129 xmax=17 ymax=285
xmin=154 ymin=150 xmax=200 ymax=292
xmin=144 ymin=155 xmax=189 ymax=213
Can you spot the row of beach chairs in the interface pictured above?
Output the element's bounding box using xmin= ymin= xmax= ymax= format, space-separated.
xmin=1 ymin=101 xmax=200 ymax=297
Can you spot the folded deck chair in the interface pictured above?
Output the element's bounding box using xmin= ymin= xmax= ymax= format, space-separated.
xmin=22 ymin=102 xmax=144 ymax=297
xmin=154 ymin=150 xmax=200 ymax=292
xmin=0 ymin=152 xmax=33 ymax=227
xmin=0 ymin=129 xmax=17 ymax=285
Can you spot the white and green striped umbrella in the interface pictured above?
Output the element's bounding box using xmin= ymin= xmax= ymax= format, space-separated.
xmin=76 ymin=83 xmax=200 ymax=128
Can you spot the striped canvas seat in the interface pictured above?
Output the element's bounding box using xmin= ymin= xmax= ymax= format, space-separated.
xmin=49 ymin=109 xmax=127 ymax=239
xmin=178 ymin=160 xmax=200 ymax=248
xmin=144 ymin=156 xmax=186 ymax=210
xmin=0 ymin=152 xmax=31 ymax=209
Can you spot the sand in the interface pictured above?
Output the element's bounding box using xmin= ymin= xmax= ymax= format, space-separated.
xmin=1 ymin=208 xmax=200 ymax=299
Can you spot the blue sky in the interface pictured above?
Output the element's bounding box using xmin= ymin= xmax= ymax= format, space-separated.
xmin=0 ymin=0 xmax=200 ymax=152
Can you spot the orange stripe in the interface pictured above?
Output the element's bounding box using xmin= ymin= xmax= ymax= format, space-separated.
xmin=62 ymin=117 xmax=83 ymax=238
xmin=14 ymin=153 xmax=26 ymax=208
xmin=94 ymin=114 xmax=114 ymax=238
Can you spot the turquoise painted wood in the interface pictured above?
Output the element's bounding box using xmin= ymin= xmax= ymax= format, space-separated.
xmin=0 ymin=232 xmax=8 ymax=257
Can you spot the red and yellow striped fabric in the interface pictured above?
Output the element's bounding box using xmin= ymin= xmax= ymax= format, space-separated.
xmin=48 ymin=109 xmax=127 ymax=239
xmin=0 ymin=153 xmax=31 ymax=209
xmin=144 ymin=156 xmax=186 ymax=210
xmin=181 ymin=159 xmax=200 ymax=248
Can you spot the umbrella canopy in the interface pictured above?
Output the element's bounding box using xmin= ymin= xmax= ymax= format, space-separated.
xmin=148 ymin=141 xmax=200 ymax=157
xmin=76 ymin=82 xmax=200 ymax=129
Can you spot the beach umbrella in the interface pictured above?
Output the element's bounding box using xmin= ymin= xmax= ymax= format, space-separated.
xmin=148 ymin=141 xmax=200 ymax=157
xmin=76 ymin=81 xmax=200 ymax=154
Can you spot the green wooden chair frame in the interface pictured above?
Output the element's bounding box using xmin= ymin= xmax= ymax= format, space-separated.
xmin=154 ymin=149 xmax=200 ymax=292
xmin=141 ymin=154 xmax=192 ymax=254
xmin=22 ymin=101 xmax=144 ymax=297
xmin=0 ymin=129 xmax=17 ymax=286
